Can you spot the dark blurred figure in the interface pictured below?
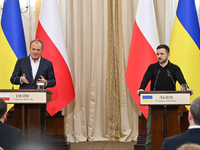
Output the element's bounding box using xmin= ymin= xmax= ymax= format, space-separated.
xmin=177 ymin=143 xmax=200 ymax=150
xmin=16 ymin=141 xmax=55 ymax=150
xmin=0 ymin=99 xmax=24 ymax=150
xmin=161 ymin=97 xmax=200 ymax=150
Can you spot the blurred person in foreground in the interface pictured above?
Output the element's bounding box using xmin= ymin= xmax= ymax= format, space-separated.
xmin=177 ymin=143 xmax=200 ymax=150
xmin=161 ymin=97 xmax=200 ymax=150
xmin=0 ymin=99 xmax=24 ymax=149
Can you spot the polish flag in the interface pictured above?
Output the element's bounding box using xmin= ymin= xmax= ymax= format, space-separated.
xmin=36 ymin=0 xmax=75 ymax=116
xmin=125 ymin=0 xmax=159 ymax=118
xmin=0 ymin=94 xmax=10 ymax=101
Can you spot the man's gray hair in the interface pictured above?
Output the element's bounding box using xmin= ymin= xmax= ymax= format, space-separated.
xmin=30 ymin=39 xmax=44 ymax=49
xmin=190 ymin=97 xmax=200 ymax=125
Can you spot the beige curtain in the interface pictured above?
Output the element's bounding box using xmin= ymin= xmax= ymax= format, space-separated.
xmin=64 ymin=0 xmax=141 ymax=143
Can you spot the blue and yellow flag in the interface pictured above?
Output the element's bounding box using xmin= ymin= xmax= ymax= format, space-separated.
xmin=170 ymin=0 xmax=200 ymax=109
xmin=0 ymin=0 xmax=27 ymax=111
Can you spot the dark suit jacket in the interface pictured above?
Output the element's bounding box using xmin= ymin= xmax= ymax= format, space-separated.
xmin=0 ymin=121 xmax=24 ymax=150
xmin=10 ymin=56 xmax=56 ymax=89
xmin=161 ymin=128 xmax=200 ymax=150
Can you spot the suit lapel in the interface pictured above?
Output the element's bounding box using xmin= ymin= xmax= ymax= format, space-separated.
xmin=35 ymin=57 xmax=45 ymax=80
xmin=25 ymin=56 xmax=33 ymax=80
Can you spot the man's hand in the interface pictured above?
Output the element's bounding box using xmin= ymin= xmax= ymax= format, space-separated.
xmin=187 ymin=88 xmax=193 ymax=95
xmin=21 ymin=74 xmax=29 ymax=84
xmin=37 ymin=75 xmax=47 ymax=84
xmin=137 ymin=89 xmax=144 ymax=96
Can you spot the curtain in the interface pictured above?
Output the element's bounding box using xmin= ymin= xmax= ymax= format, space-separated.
xmin=64 ymin=0 xmax=141 ymax=143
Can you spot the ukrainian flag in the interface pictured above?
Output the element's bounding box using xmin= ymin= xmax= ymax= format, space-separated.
xmin=170 ymin=0 xmax=200 ymax=109
xmin=142 ymin=95 xmax=153 ymax=103
xmin=0 ymin=0 xmax=27 ymax=111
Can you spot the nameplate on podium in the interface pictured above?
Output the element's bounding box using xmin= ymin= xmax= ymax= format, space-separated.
xmin=140 ymin=91 xmax=191 ymax=105
xmin=0 ymin=89 xmax=52 ymax=104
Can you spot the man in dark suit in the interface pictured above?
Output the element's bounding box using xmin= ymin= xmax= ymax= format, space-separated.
xmin=161 ymin=97 xmax=200 ymax=150
xmin=10 ymin=39 xmax=56 ymax=89
xmin=10 ymin=39 xmax=56 ymax=139
xmin=0 ymin=99 xmax=24 ymax=149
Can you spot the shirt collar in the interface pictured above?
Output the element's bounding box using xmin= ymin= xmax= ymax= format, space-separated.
xmin=30 ymin=55 xmax=41 ymax=63
xmin=156 ymin=60 xmax=171 ymax=68
xmin=188 ymin=125 xmax=200 ymax=129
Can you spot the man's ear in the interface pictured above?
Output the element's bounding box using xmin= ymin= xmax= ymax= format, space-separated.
xmin=188 ymin=111 xmax=193 ymax=121
xmin=2 ymin=112 xmax=7 ymax=121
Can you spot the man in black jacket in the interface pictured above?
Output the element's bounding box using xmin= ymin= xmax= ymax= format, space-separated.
xmin=137 ymin=44 xmax=193 ymax=150
xmin=0 ymin=99 xmax=24 ymax=149
xmin=161 ymin=97 xmax=200 ymax=150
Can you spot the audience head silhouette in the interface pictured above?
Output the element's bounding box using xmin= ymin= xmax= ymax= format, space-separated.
xmin=189 ymin=97 xmax=200 ymax=126
xmin=177 ymin=143 xmax=200 ymax=150
xmin=0 ymin=99 xmax=7 ymax=123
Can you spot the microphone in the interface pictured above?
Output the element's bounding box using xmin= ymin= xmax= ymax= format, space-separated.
xmin=154 ymin=69 xmax=160 ymax=90
xmin=12 ymin=65 xmax=21 ymax=89
xmin=32 ymin=80 xmax=34 ymax=89
xmin=29 ymin=66 xmax=34 ymax=89
xmin=167 ymin=69 xmax=176 ymax=90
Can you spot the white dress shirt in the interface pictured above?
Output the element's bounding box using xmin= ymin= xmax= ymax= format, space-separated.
xmin=30 ymin=56 xmax=41 ymax=80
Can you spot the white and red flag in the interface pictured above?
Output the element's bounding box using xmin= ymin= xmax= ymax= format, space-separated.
xmin=0 ymin=94 xmax=10 ymax=101
xmin=125 ymin=0 xmax=159 ymax=118
xmin=36 ymin=0 xmax=75 ymax=116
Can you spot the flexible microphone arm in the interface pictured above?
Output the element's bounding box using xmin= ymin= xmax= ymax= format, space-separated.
xmin=167 ymin=69 xmax=176 ymax=90
xmin=154 ymin=69 xmax=160 ymax=91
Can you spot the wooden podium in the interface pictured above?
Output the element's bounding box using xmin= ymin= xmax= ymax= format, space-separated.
xmin=139 ymin=91 xmax=191 ymax=150
xmin=0 ymin=89 xmax=52 ymax=142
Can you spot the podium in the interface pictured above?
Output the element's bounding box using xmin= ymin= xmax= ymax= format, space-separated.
xmin=139 ymin=91 xmax=191 ymax=150
xmin=0 ymin=89 xmax=52 ymax=142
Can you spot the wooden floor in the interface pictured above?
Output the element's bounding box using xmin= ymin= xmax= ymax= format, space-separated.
xmin=69 ymin=141 xmax=137 ymax=150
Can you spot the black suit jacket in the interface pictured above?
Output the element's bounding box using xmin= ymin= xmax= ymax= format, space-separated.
xmin=161 ymin=128 xmax=200 ymax=150
xmin=0 ymin=121 xmax=24 ymax=150
xmin=10 ymin=56 xmax=56 ymax=89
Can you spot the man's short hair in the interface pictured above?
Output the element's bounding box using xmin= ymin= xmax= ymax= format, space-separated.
xmin=30 ymin=39 xmax=44 ymax=49
xmin=156 ymin=44 xmax=170 ymax=53
xmin=0 ymin=99 xmax=7 ymax=118
xmin=177 ymin=143 xmax=200 ymax=150
xmin=190 ymin=97 xmax=200 ymax=125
